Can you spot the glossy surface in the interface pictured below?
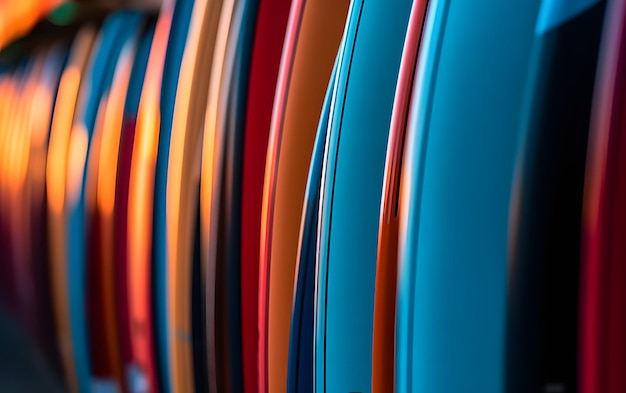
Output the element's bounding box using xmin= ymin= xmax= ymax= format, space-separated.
xmin=166 ymin=0 xmax=226 ymax=390
xmin=64 ymin=12 xmax=133 ymax=390
xmin=315 ymin=0 xmax=412 ymax=390
xmin=126 ymin=2 xmax=175 ymax=392
xmin=239 ymin=0 xmax=292 ymax=390
xmin=46 ymin=26 xmax=96 ymax=393
xmin=506 ymin=1 xmax=606 ymax=392
xmin=580 ymin=1 xmax=626 ymax=392
xmin=536 ymin=0 xmax=602 ymax=33
xmin=151 ymin=0 xmax=193 ymax=390
xmin=201 ymin=0 xmax=262 ymax=391
xmin=372 ymin=2 xmax=428 ymax=391
xmin=113 ymin=22 xmax=155 ymax=393
xmin=66 ymin=13 xmax=135 ymax=391
xmin=396 ymin=0 xmax=541 ymax=392
xmin=287 ymin=54 xmax=338 ymax=393
xmin=87 ymin=17 xmax=144 ymax=391
xmin=258 ymin=0 xmax=350 ymax=391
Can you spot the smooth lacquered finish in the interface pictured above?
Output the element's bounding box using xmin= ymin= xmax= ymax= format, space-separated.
xmin=372 ymin=2 xmax=428 ymax=391
xmin=200 ymin=0 xmax=259 ymax=391
xmin=396 ymin=0 xmax=541 ymax=392
xmin=165 ymin=0 xmax=227 ymax=390
xmin=506 ymin=1 xmax=607 ymax=391
xmin=239 ymin=0 xmax=292 ymax=390
xmin=314 ymin=0 xmax=412 ymax=391
xmin=580 ymin=1 xmax=626 ymax=392
xmin=287 ymin=54 xmax=339 ymax=393
xmin=258 ymin=0 xmax=350 ymax=391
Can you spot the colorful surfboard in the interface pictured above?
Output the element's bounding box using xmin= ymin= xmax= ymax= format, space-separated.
xmin=199 ymin=0 xmax=259 ymax=391
xmin=372 ymin=2 xmax=428 ymax=391
xmin=85 ymin=14 xmax=145 ymax=392
xmin=506 ymin=1 xmax=607 ymax=392
xmin=165 ymin=0 xmax=227 ymax=390
xmin=239 ymin=0 xmax=292 ymax=391
xmin=64 ymin=11 xmax=143 ymax=392
xmin=258 ymin=0 xmax=350 ymax=391
xmin=150 ymin=0 xmax=193 ymax=391
xmin=580 ymin=1 xmax=626 ymax=392
xmin=46 ymin=26 xmax=96 ymax=393
xmin=111 ymin=20 xmax=155 ymax=393
xmin=196 ymin=0 xmax=242 ymax=390
xmin=314 ymin=0 xmax=412 ymax=391
xmin=287 ymin=53 xmax=339 ymax=393
xmin=125 ymin=2 xmax=181 ymax=393
xmin=395 ymin=0 xmax=543 ymax=392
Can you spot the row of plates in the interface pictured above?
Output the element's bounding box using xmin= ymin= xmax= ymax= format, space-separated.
xmin=0 ymin=0 xmax=624 ymax=392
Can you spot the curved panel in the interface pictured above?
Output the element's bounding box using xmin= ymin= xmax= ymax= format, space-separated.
xmin=372 ymin=1 xmax=428 ymax=391
xmin=315 ymin=0 xmax=412 ymax=391
xmin=506 ymin=1 xmax=607 ymax=392
xmin=239 ymin=0 xmax=292 ymax=390
xmin=397 ymin=0 xmax=541 ymax=392
xmin=258 ymin=0 xmax=350 ymax=391
xmin=46 ymin=26 xmax=96 ymax=393
xmin=580 ymin=1 xmax=626 ymax=392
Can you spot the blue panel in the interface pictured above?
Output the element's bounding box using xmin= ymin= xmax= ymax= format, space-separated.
xmin=316 ymin=0 xmax=412 ymax=391
xmin=395 ymin=1 xmax=449 ymax=391
xmin=396 ymin=0 xmax=541 ymax=391
xmin=153 ymin=0 xmax=194 ymax=391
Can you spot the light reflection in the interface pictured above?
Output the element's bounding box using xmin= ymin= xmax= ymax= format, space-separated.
xmin=47 ymin=66 xmax=81 ymax=214
xmin=65 ymin=123 xmax=88 ymax=207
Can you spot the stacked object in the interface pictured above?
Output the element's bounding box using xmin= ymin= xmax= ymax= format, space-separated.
xmin=0 ymin=0 xmax=624 ymax=392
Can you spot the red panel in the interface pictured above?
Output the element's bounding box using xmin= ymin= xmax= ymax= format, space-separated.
xmin=240 ymin=0 xmax=293 ymax=392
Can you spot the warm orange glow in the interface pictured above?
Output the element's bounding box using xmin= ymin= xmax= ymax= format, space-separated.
xmin=127 ymin=14 xmax=170 ymax=269
xmin=0 ymin=79 xmax=18 ymax=232
xmin=31 ymin=68 xmax=55 ymax=149
xmin=65 ymin=123 xmax=88 ymax=207
xmin=0 ymin=78 xmax=10 ymax=203
xmin=6 ymin=79 xmax=24 ymax=196
xmin=47 ymin=66 xmax=81 ymax=214
xmin=12 ymin=76 xmax=38 ymax=197
xmin=97 ymin=46 xmax=134 ymax=217
xmin=127 ymin=9 xmax=170 ymax=266
xmin=1 ymin=79 xmax=15 ymax=187
xmin=29 ymin=59 xmax=57 ymax=204
xmin=128 ymin=104 xmax=159 ymax=261
xmin=44 ymin=27 xmax=95 ymax=393
xmin=0 ymin=0 xmax=65 ymax=49
xmin=124 ymin=10 xmax=172 ymax=393
xmin=199 ymin=120 xmax=215 ymax=257
xmin=85 ymin=93 xmax=106 ymax=214
xmin=164 ymin=0 xmax=230 ymax=389
xmin=198 ymin=0 xmax=235 ymax=264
